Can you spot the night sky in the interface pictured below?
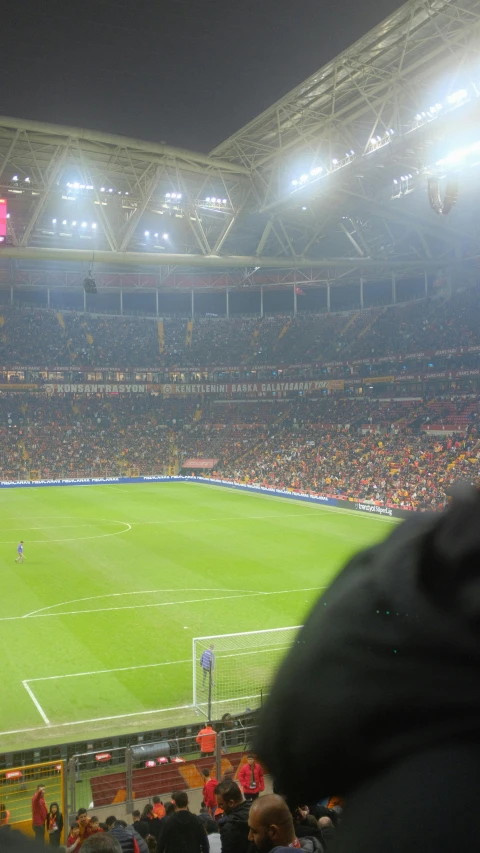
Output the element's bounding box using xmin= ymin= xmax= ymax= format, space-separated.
xmin=3 ymin=0 xmax=402 ymax=153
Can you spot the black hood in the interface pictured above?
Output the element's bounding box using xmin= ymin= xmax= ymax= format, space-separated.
xmin=255 ymin=486 xmax=480 ymax=802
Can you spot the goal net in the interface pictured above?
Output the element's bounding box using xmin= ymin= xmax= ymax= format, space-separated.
xmin=192 ymin=626 xmax=301 ymax=718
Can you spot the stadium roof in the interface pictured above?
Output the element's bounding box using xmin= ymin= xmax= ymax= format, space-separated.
xmin=1 ymin=0 xmax=480 ymax=289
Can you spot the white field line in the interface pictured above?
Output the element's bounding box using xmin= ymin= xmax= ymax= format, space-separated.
xmin=0 ymin=587 xmax=322 ymax=623
xmin=26 ymin=658 xmax=192 ymax=682
xmin=24 ymin=587 xmax=258 ymax=617
xmin=186 ymin=481 xmax=400 ymax=523
xmin=130 ymin=512 xmax=335 ymax=525
xmin=22 ymin=681 xmax=51 ymax=725
xmin=0 ymin=702 xmax=193 ymax=738
xmin=0 ymin=520 xmax=131 ymax=545
xmin=26 ymin=646 xmax=293 ymax=684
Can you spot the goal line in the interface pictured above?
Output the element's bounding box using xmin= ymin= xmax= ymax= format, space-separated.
xmin=192 ymin=626 xmax=301 ymax=718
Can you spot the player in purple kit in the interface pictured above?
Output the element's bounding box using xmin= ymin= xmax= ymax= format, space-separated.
xmin=15 ymin=541 xmax=25 ymax=563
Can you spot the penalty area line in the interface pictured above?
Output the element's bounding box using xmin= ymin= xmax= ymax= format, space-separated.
xmin=0 ymin=701 xmax=193 ymax=738
xmin=22 ymin=681 xmax=51 ymax=725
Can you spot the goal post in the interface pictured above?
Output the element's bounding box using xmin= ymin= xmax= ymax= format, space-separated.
xmin=192 ymin=626 xmax=302 ymax=718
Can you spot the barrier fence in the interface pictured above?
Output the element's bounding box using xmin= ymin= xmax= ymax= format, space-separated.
xmin=67 ymin=724 xmax=256 ymax=822
xmin=0 ymin=760 xmax=66 ymax=840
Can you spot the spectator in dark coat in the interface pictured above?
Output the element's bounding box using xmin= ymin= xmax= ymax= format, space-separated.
xmin=255 ymin=485 xmax=480 ymax=853
xmin=131 ymin=813 xmax=149 ymax=841
xmin=109 ymin=821 xmax=148 ymax=853
xmin=158 ymin=792 xmax=208 ymax=853
xmin=247 ymin=795 xmax=321 ymax=853
xmin=214 ymin=781 xmax=253 ymax=853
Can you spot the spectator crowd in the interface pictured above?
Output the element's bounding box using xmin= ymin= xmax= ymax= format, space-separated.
xmin=3 ymin=284 xmax=480 ymax=371
xmin=1 ymin=392 xmax=480 ymax=510
xmin=17 ymin=769 xmax=338 ymax=853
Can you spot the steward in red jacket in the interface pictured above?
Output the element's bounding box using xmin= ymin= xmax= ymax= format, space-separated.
xmin=201 ymin=768 xmax=218 ymax=815
xmin=32 ymin=786 xmax=48 ymax=841
xmin=238 ymin=755 xmax=265 ymax=800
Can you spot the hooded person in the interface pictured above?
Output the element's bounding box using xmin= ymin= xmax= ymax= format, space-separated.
xmin=255 ymin=484 xmax=480 ymax=853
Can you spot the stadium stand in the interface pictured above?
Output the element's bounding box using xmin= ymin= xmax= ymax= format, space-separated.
xmin=2 ymin=285 xmax=480 ymax=370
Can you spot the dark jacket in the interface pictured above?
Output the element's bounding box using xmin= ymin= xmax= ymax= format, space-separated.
xmin=110 ymin=824 xmax=149 ymax=853
xmin=255 ymin=488 xmax=480 ymax=852
xmin=158 ymin=811 xmax=209 ymax=853
xmin=132 ymin=821 xmax=149 ymax=840
xmin=145 ymin=816 xmax=164 ymax=843
xmin=218 ymin=801 xmax=253 ymax=853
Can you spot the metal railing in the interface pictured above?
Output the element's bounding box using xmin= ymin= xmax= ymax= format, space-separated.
xmin=66 ymin=725 xmax=256 ymax=821
xmin=0 ymin=760 xmax=66 ymax=840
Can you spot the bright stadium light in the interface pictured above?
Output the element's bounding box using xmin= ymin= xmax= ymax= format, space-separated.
xmin=162 ymin=232 xmax=169 ymax=239
xmin=332 ymin=158 xmax=339 ymax=164
xmin=144 ymin=230 xmax=150 ymax=236
xmin=177 ymin=193 xmax=182 ymax=199
xmin=299 ymin=174 xmax=308 ymax=183
xmin=206 ymin=196 xmax=211 ymax=201
xmin=25 ymin=177 xmax=30 ymax=183
xmin=222 ymin=199 xmax=227 ymax=204
xmin=62 ymin=219 xmax=67 ymax=225
xmin=447 ymin=88 xmax=468 ymax=105
xmin=165 ymin=193 xmax=171 ymax=198
xmin=72 ymin=221 xmax=77 ymax=226
xmin=154 ymin=232 xmax=159 ymax=238
xmin=92 ymin=223 xmax=97 ymax=229
xmin=291 ymin=180 xmax=298 ymax=186
xmin=12 ymin=175 xmax=18 ymax=181
xmin=100 ymin=187 xmax=105 ymax=192
xmin=310 ymin=167 xmax=322 ymax=176
xmin=52 ymin=218 xmax=57 ymax=224
xmin=81 ymin=221 xmax=87 ymax=228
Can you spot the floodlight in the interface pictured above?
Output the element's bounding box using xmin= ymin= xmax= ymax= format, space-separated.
xmin=162 ymin=233 xmax=169 ymax=239
xmin=52 ymin=218 xmax=57 ymax=224
xmin=144 ymin=230 xmax=150 ymax=236
xmin=299 ymin=174 xmax=308 ymax=183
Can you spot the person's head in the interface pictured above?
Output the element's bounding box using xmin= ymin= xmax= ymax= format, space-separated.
xmin=105 ymin=816 xmax=117 ymax=830
xmin=141 ymin=806 xmax=152 ymax=821
xmin=171 ymin=792 xmax=188 ymax=811
xmin=69 ymin=824 xmax=80 ymax=838
xmin=209 ymin=644 xmax=214 ymax=650
xmin=132 ymin=811 xmax=141 ymax=821
xmin=113 ymin=821 xmax=127 ymax=829
xmin=205 ymin=820 xmax=219 ymax=836
xmin=81 ymin=834 xmax=123 ymax=853
xmin=215 ymin=780 xmax=244 ymax=814
xmin=37 ymin=785 xmax=46 ymax=798
xmin=318 ymin=817 xmax=333 ymax=830
xmin=90 ymin=817 xmax=100 ymax=831
xmin=164 ymin=803 xmax=175 ymax=818
xmin=77 ymin=809 xmax=89 ymax=827
xmin=248 ymin=794 xmax=296 ymax=853
xmin=247 ymin=754 xmax=256 ymax=768
xmin=147 ymin=838 xmax=157 ymax=853
xmin=152 ymin=797 xmax=161 ymax=806
xmin=202 ymin=768 xmax=210 ymax=779
xmin=49 ymin=803 xmax=59 ymax=816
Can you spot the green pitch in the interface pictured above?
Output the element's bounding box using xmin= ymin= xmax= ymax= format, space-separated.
xmin=0 ymin=482 xmax=395 ymax=752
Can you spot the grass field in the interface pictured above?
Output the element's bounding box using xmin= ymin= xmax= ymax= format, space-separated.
xmin=0 ymin=482 xmax=396 ymax=752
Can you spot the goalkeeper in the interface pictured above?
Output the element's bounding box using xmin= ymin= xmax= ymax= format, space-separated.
xmin=200 ymin=644 xmax=215 ymax=688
